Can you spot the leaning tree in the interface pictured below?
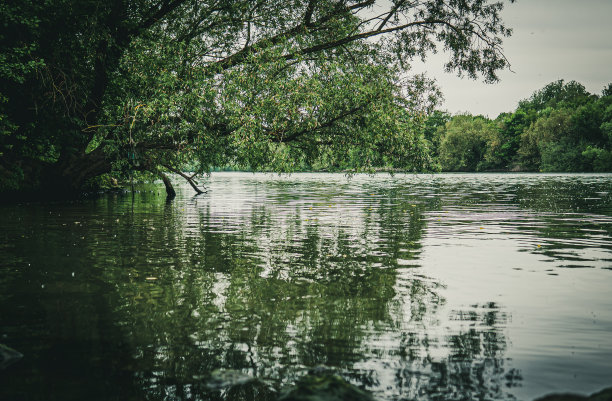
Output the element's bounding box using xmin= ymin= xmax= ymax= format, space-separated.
xmin=0 ymin=0 xmax=513 ymax=197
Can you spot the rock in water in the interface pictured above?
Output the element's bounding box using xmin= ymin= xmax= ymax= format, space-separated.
xmin=206 ymin=369 xmax=256 ymax=390
xmin=0 ymin=343 xmax=23 ymax=369
xmin=278 ymin=371 xmax=375 ymax=401
xmin=535 ymin=387 xmax=612 ymax=401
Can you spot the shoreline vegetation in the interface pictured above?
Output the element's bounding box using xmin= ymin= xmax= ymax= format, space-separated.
xmin=8 ymin=77 xmax=612 ymax=201
xmin=206 ymin=80 xmax=612 ymax=175
xmin=131 ymin=77 xmax=612 ymax=184
xmin=427 ymin=80 xmax=612 ymax=175
xmin=1 ymin=1 xmax=610 ymax=200
xmin=3 ymin=78 xmax=611 ymax=202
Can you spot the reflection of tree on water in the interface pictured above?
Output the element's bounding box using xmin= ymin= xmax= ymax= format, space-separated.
xmin=510 ymin=179 xmax=612 ymax=269
xmin=392 ymin=304 xmax=520 ymax=401
xmin=0 ymin=183 xmax=521 ymax=401
xmin=95 ymin=187 xmax=521 ymax=400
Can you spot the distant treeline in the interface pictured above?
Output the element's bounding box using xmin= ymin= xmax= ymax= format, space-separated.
xmin=423 ymin=80 xmax=612 ymax=172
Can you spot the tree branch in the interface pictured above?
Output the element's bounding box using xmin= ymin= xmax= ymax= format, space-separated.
xmin=134 ymin=0 xmax=189 ymax=35
xmin=304 ymin=0 xmax=317 ymax=26
xmin=376 ymin=0 xmax=407 ymax=31
xmin=275 ymin=102 xmax=372 ymax=143
xmin=162 ymin=164 xmax=206 ymax=194
xmin=210 ymin=0 xmax=375 ymax=73
xmin=282 ymin=19 xmax=440 ymax=60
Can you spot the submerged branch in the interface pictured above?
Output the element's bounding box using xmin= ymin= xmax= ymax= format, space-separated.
xmin=162 ymin=164 xmax=207 ymax=194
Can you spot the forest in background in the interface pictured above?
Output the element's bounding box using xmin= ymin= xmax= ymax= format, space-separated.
xmin=284 ymin=79 xmax=612 ymax=174
xmin=421 ymin=80 xmax=612 ymax=173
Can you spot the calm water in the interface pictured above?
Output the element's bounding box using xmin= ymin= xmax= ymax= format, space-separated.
xmin=1 ymin=173 xmax=611 ymax=401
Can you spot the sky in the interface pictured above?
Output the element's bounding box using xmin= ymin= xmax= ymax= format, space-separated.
xmin=413 ymin=0 xmax=612 ymax=117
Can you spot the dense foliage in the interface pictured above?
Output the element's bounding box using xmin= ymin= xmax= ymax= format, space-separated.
xmin=1 ymin=0 xmax=515 ymax=196
xmin=427 ymin=80 xmax=612 ymax=172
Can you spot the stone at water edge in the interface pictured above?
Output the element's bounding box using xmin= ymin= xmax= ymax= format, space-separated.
xmin=278 ymin=369 xmax=375 ymax=401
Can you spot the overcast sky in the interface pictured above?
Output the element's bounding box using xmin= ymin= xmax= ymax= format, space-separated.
xmin=412 ymin=0 xmax=612 ymax=117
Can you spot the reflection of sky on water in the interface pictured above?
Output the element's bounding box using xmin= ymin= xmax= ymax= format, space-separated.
xmin=174 ymin=172 xmax=612 ymax=400
xmin=0 ymin=173 xmax=611 ymax=401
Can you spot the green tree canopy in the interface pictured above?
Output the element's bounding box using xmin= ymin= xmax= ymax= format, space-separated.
xmin=514 ymin=86 xmax=612 ymax=172
xmin=438 ymin=114 xmax=499 ymax=171
xmin=517 ymin=80 xmax=595 ymax=113
xmin=1 ymin=0 xmax=515 ymax=196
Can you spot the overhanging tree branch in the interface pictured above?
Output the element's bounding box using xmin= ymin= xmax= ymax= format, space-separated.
xmin=210 ymin=0 xmax=376 ymax=73
xmin=162 ymin=164 xmax=206 ymax=194
xmin=274 ymin=102 xmax=373 ymax=143
xmin=283 ymin=19 xmax=466 ymax=60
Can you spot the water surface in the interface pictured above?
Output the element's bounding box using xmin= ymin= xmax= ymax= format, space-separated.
xmin=1 ymin=173 xmax=611 ymax=401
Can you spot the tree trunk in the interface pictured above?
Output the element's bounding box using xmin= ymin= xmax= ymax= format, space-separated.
xmin=62 ymin=148 xmax=112 ymax=186
xmin=158 ymin=171 xmax=176 ymax=199
xmin=33 ymin=147 xmax=114 ymax=198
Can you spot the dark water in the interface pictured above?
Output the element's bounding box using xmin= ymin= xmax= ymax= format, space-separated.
xmin=1 ymin=173 xmax=611 ymax=401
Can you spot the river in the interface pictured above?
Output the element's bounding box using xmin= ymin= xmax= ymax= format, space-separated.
xmin=1 ymin=173 xmax=611 ymax=401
